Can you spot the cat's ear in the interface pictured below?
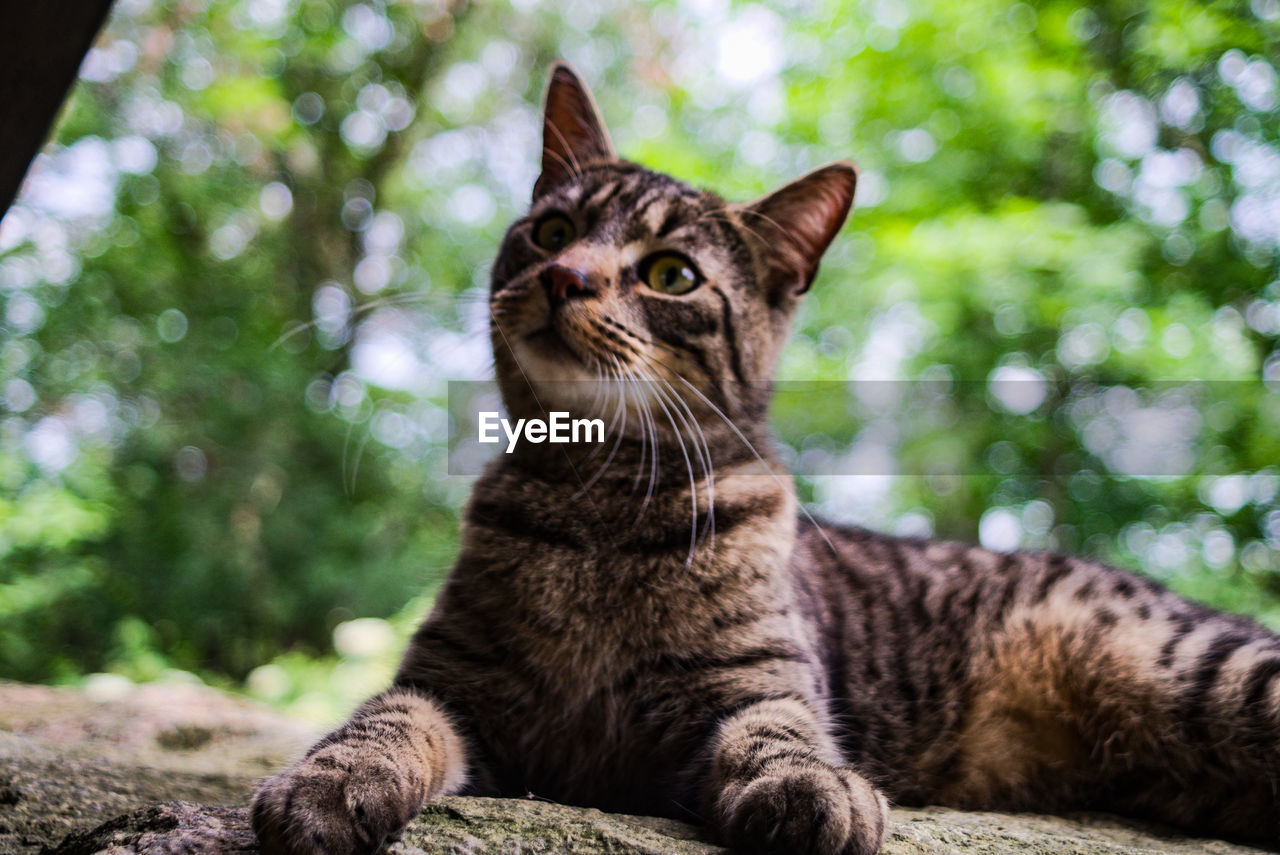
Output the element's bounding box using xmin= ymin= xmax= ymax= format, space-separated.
xmin=739 ymin=162 xmax=857 ymax=299
xmin=533 ymin=62 xmax=616 ymax=199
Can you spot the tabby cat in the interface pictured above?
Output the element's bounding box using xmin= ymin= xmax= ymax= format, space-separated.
xmin=252 ymin=64 xmax=1280 ymax=855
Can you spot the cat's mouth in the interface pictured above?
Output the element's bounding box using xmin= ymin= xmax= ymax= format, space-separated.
xmin=524 ymin=325 xmax=576 ymax=358
xmin=524 ymin=303 xmax=614 ymax=364
xmin=523 ymin=321 xmax=605 ymax=372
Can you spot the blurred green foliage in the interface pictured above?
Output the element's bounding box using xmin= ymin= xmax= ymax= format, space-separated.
xmin=1 ymin=0 xmax=1279 ymax=695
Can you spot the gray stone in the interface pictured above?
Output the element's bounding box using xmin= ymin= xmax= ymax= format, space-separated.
xmin=0 ymin=681 xmax=1270 ymax=855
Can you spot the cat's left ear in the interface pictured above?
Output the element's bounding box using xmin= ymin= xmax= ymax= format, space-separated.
xmin=739 ymin=162 xmax=857 ymax=299
xmin=534 ymin=62 xmax=616 ymax=199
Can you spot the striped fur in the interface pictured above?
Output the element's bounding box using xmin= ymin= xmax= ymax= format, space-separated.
xmin=252 ymin=64 xmax=1280 ymax=854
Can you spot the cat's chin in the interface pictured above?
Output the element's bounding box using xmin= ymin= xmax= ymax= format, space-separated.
xmin=509 ymin=331 xmax=604 ymax=390
xmin=516 ymin=323 xmax=611 ymax=378
xmin=522 ymin=325 xmax=581 ymax=363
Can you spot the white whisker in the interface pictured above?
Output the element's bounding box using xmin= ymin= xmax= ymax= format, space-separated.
xmin=488 ymin=305 xmax=619 ymax=551
xmin=638 ymin=363 xmax=699 ymax=566
xmin=270 ymin=289 xmax=435 ymax=351
xmin=657 ymin=374 xmax=716 ymax=554
xmin=666 ymin=368 xmax=839 ymax=558
xmin=573 ymin=362 xmax=629 ymax=497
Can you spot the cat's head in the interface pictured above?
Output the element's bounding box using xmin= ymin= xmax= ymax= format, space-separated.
xmin=490 ymin=63 xmax=855 ymax=429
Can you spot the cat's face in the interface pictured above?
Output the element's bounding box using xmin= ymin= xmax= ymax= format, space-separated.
xmin=489 ymin=64 xmax=856 ymax=429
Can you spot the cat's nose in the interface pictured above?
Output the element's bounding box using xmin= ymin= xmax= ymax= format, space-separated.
xmin=541 ymin=264 xmax=597 ymax=303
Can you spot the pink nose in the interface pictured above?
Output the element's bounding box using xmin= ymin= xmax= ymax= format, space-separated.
xmin=542 ymin=264 xmax=594 ymax=302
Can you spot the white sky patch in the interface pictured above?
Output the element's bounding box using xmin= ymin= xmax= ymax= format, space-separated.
xmin=0 ymin=256 xmax=37 ymax=291
xmin=5 ymin=379 xmax=36 ymax=412
xmin=259 ymin=182 xmax=294 ymax=221
xmin=873 ymin=0 xmax=910 ymax=28
xmin=715 ymin=7 xmax=784 ymax=87
xmin=112 ymin=136 xmax=157 ymax=175
xmin=427 ymin=328 xmax=491 ymax=384
xmin=1074 ymin=387 xmax=1201 ymax=477
xmin=1202 ymin=528 xmax=1235 ymax=570
xmin=1057 ymin=322 xmax=1109 ymax=369
xmin=244 ymin=0 xmax=293 ymax=32
xmin=988 ymin=364 xmax=1047 ymax=414
xmin=680 ymin=0 xmax=729 ymax=22
xmin=631 ymin=104 xmax=670 ymax=140
xmin=371 ymin=408 xmax=413 ymax=449
xmin=21 ymin=138 xmax=119 ymax=222
xmin=312 ymin=282 xmax=351 ymax=348
xmin=814 ymin=473 xmax=895 ymax=528
xmin=1202 ymin=473 xmax=1252 ymax=515
xmin=738 ymin=130 xmax=778 ymax=166
xmin=809 ymin=420 xmax=899 ymax=528
xmin=434 ymin=62 xmax=489 ymax=123
xmin=853 ymin=170 xmax=889 ymax=207
xmin=1093 ymin=158 xmax=1131 ymax=194
xmin=1099 ymin=91 xmax=1157 ymax=159
xmin=363 ymin=211 xmax=404 ymax=254
xmin=449 ymin=184 xmax=495 ymax=226
xmin=1206 ymin=126 xmax=1280 ymax=246
xmin=848 ymin=301 xmax=931 ymax=386
xmin=979 ymin=507 xmax=1022 ymax=552
xmin=1220 ymin=50 xmax=1279 ymax=112
xmin=25 ymin=416 xmax=77 ymax=473
xmin=894 ymin=511 xmax=934 ymax=539
xmin=6 ymin=293 xmax=45 ymax=334
xmin=1140 ymin=148 xmax=1202 ymax=188
xmin=411 ymin=129 xmax=479 ymax=184
xmin=333 ymin=617 xmax=395 ymax=659
xmin=354 ymin=255 xmax=392 ymax=293
xmin=484 ymin=110 xmax=541 ymax=205
xmin=340 ymin=110 xmax=386 ymax=151
xmin=1160 ymin=78 xmax=1200 ymax=129
xmin=0 ymin=207 xmax=32 ymax=252
xmin=123 ymin=92 xmax=185 ymax=138
xmin=209 ymin=214 xmax=258 ymax=260
xmin=342 ymin=3 xmax=393 ymax=52
xmin=894 ymin=128 xmax=937 ymax=163
xmin=352 ymin=327 xmax=420 ymax=391
xmin=79 ymin=40 xmax=138 ymax=84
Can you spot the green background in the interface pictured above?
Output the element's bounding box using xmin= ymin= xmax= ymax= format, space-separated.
xmin=2 ymin=0 xmax=1278 ymax=722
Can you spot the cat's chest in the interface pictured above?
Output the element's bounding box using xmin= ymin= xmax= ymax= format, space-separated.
xmin=446 ymin=531 xmax=784 ymax=688
xmin=501 ymin=548 xmax=729 ymax=669
xmin=442 ymin=482 xmax=799 ymax=701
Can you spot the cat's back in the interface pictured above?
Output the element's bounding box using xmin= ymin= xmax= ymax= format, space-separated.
xmin=790 ymin=521 xmax=1036 ymax=797
xmin=794 ymin=517 xmax=1210 ymax=805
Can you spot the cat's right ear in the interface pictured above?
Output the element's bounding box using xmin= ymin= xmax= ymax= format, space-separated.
xmin=533 ymin=62 xmax=616 ymax=199
xmin=740 ymin=162 xmax=857 ymax=302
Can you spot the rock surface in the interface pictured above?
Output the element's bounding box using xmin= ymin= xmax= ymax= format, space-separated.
xmin=0 ymin=679 xmax=311 ymax=854
xmin=0 ymin=680 xmax=1271 ymax=855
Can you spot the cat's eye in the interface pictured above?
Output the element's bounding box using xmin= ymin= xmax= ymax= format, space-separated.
xmin=640 ymin=252 xmax=701 ymax=296
xmin=533 ymin=213 xmax=576 ymax=251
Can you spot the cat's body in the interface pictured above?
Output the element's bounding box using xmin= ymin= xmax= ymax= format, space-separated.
xmin=252 ymin=65 xmax=1280 ymax=855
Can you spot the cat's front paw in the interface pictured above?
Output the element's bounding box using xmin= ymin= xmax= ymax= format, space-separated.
xmin=251 ymin=744 xmax=426 ymax=855
xmin=718 ymin=765 xmax=889 ymax=855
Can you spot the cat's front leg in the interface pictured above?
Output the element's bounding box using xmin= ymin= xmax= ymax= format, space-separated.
xmin=252 ymin=686 xmax=467 ymax=855
xmin=706 ymin=696 xmax=889 ymax=855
